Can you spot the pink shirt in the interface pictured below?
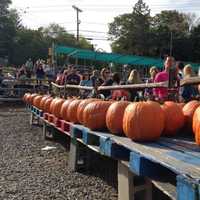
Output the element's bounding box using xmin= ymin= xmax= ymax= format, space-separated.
xmin=154 ymin=71 xmax=169 ymax=99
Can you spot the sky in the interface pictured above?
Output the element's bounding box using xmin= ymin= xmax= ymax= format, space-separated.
xmin=11 ymin=0 xmax=200 ymax=52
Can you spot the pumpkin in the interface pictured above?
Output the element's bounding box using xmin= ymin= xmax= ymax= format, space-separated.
xmin=162 ymin=101 xmax=184 ymax=136
xmin=77 ymin=99 xmax=98 ymax=124
xmin=51 ymin=98 xmax=65 ymax=118
xmin=192 ymin=107 xmax=200 ymax=145
xmin=23 ymin=93 xmax=31 ymax=103
xmin=33 ymin=95 xmax=43 ymax=108
xmin=83 ymin=101 xmax=113 ymax=130
xmin=123 ymin=101 xmax=164 ymax=141
xmin=43 ymin=97 xmax=53 ymax=113
xmin=106 ymin=101 xmax=130 ymax=135
xmin=39 ymin=95 xmax=51 ymax=110
xmin=67 ymin=100 xmax=82 ymax=123
xmin=177 ymin=103 xmax=185 ymax=109
xmin=49 ymin=98 xmax=60 ymax=114
xmin=60 ymin=99 xmax=74 ymax=121
xmin=29 ymin=93 xmax=38 ymax=105
xmin=183 ymin=100 xmax=200 ymax=133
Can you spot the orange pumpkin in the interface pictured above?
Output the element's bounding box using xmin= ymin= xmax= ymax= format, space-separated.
xmin=192 ymin=107 xmax=200 ymax=145
xmin=60 ymin=99 xmax=74 ymax=121
xmin=49 ymin=98 xmax=60 ymax=114
xmin=83 ymin=101 xmax=113 ymax=130
xmin=39 ymin=95 xmax=51 ymax=110
xmin=29 ymin=93 xmax=38 ymax=105
xmin=67 ymin=100 xmax=82 ymax=123
xmin=51 ymin=98 xmax=65 ymax=118
xmin=43 ymin=97 xmax=53 ymax=113
xmin=106 ymin=101 xmax=130 ymax=135
xmin=162 ymin=101 xmax=184 ymax=136
xmin=177 ymin=103 xmax=185 ymax=109
xmin=23 ymin=93 xmax=31 ymax=103
xmin=123 ymin=101 xmax=164 ymax=141
xmin=33 ymin=95 xmax=43 ymax=108
xmin=77 ymin=99 xmax=98 ymax=124
xmin=183 ymin=100 xmax=200 ymax=133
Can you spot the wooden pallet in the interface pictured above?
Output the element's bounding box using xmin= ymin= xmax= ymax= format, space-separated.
xmin=70 ymin=124 xmax=200 ymax=200
xmin=27 ymin=107 xmax=200 ymax=200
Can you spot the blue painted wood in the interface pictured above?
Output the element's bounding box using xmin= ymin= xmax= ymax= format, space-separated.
xmin=99 ymin=137 xmax=130 ymax=160
xmin=129 ymin=151 xmax=161 ymax=177
xmin=177 ymin=175 xmax=198 ymax=200
xmin=70 ymin=125 xmax=82 ymax=139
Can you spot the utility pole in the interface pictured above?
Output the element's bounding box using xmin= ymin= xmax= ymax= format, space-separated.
xmin=72 ymin=5 xmax=83 ymax=42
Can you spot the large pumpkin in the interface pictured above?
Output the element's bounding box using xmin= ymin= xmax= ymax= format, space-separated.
xmin=29 ymin=93 xmax=38 ymax=105
xmin=43 ymin=97 xmax=53 ymax=113
xmin=39 ymin=95 xmax=51 ymax=110
xmin=33 ymin=95 xmax=43 ymax=108
xmin=67 ymin=99 xmax=82 ymax=123
xmin=162 ymin=101 xmax=184 ymax=136
xmin=183 ymin=100 xmax=200 ymax=133
xmin=77 ymin=99 xmax=98 ymax=124
xmin=192 ymin=107 xmax=200 ymax=145
xmin=49 ymin=98 xmax=60 ymax=114
xmin=51 ymin=98 xmax=65 ymax=118
xmin=106 ymin=101 xmax=130 ymax=135
xmin=177 ymin=103 xmax=185 ymax=109
xmin=60 ymin=99 xmax=74 ymax=121
xmin=83 ymin=101 xmax=113 ymax=130
xmin=123 ymin=101 xmax=164 ymax=141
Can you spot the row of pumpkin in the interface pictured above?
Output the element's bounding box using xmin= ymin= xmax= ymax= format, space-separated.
xmin=23 ymin=93 xmax=200 ymax=145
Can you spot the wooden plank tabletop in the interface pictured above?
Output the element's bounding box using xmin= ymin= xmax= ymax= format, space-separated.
xmin=107 ymin=136 xmax=200 ymax=181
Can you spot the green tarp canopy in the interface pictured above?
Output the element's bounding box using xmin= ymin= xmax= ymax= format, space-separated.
xmin=55 ymin=45 xmax=200 ymax=70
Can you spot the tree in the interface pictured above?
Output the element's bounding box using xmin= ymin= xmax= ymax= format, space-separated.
xmin=109 ymin=0 xmax=152 ymax=56
xmin=191 ymin=25 xmax=200 ymax=62
xmin=152 ymin=10 xmax=190 ymax=58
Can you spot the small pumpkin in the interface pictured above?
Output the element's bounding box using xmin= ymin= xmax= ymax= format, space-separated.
xmin=183 ymin=100 xmax=200 ymax=133
xmin=123 ymin=101 xmax=164 ymax=141
xmin=67 ymin=99 xmax=82 ymax=123
xmin=43 ymin=97 xmax=53 ymax=113
xmin=23 ymin=93 xmax=31 ymax=103
xmin=39 ymin=95 xmax=51 ymax=110
xmin=77 ymin=99 xmax=98 ymax=124
xmin=52 ymin=98 xmax=65 ymax=118
xmin=177 ymin=103 xmax=185 ymax=109
xmin=29 ymin=93 xmax=38 ymax=105
xmin=106 ymin=101 xmax=130 ymax=135
xmin=60 ymin=99 xmax=74 ymax=121
xmin=83 ymin=101 xmax=113 ymax=130
xmin=192 ymin=106 xmax=200 ymax=145
xmin=162 ymin=101 xmax=184 ymax=136
xmin=33 ymin=95 xmax=43 ymax=108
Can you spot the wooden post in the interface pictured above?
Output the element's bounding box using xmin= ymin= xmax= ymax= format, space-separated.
xmin=68 ymin=138 xmax=79 ymax=171
xmin=118 ymin=161 xmax=134 ymax=200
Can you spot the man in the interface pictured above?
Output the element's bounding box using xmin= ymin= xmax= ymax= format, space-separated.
xmin=154 ymin=56 xmax=175 ymax=101
xmin=66 ymin=66 xmax=80 ymax=85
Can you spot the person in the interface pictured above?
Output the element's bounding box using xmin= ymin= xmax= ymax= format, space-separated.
xmin=176 ymin=61 xmax=184 ymax=80
xmin=127 ymin=69 xmax=142 ymax=101
xmin=99 ymin=68 xmax=113 ymax=98
xmin=154 ymin=56 xmax=175 ymax=101
xmin=90 ymin=70 xmax=101 ymax=87
xmin=111 ymin=73 xmax=129 ymax=100
xmin=55 ymin=69 xmax=64 ymax=85
xmin=36 ymin=63 xmax=45 ymax=85
xmin=66 ymin=67 xmax=81 ymax=85
xmin=144 ymin=66 xmax=159 ymax=99
xmin=181 ymin=64 xmax=198 ymax=102
xmin=25 ymin=58 xmax=33 ymax=78
xmin=79 ymin=72 xmax=93 ymax=98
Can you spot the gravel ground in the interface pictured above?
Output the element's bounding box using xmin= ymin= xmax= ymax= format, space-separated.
xmin=0 ymin=105 xmax=117 ymax=200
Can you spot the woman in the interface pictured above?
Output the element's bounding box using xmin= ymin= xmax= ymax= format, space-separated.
xmin=36 ymin=64 xmax=45 ymax=85
xmin=144 ymin=66 xmax=158 ymax=99
xmin=99 ymin=68 xmax=113 ymax=98
xmin=127 ymin=69 xmax=142 ymax=101
xmin=181 ymin=64 xmax=198 ymax=102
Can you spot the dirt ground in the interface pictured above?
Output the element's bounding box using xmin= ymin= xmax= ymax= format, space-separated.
xmin=0 ymin=104 xmax=117 ymax=200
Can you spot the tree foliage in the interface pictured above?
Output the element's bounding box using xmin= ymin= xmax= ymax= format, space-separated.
xmin=109 ymin=0 xmax=200 ymax=62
